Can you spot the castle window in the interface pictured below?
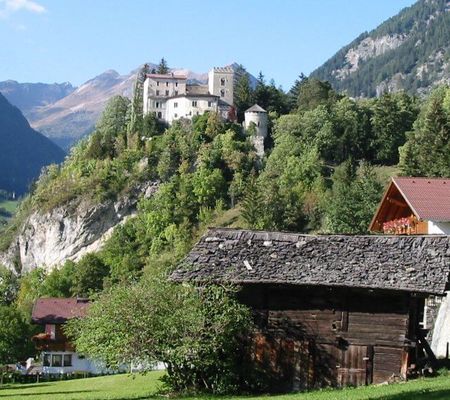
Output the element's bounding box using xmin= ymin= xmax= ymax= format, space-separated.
xmin=175 ymin=82 xmax=178 ymax=87
xmin=208 ymin=101 xmax=213 ymax=107
xmin=166 ymin=82 xmax=169 ymax=87
xmin=220 ymin=78 xmax=226 ymax=86
xmin=156 ymin=90 xmax=160 ymax=96
xmin=174 ymin=102 xmax=178 ymax=108
xmin=165 ymin=90 xmax=169 ymax=96
xmin=155 ymin=102 xmax=159 ymax=108
xmin=157 ymin=81 xmax=160 ymax=86
xmin=220 ymin=89 xmax=225 ymax=97
xmin=157 ymin=112 xmax=162 ymax=118
xmin=174 ymin=90 xmax=178 ymax=96
xmin=174 ymin=113 xmax=178 ymax=118
xmin=192 ymin=101 xmax=198 ymax=107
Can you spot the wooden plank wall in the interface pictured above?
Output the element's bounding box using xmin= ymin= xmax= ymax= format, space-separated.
xmin=241 ymin=285 xmax=416 ymax=391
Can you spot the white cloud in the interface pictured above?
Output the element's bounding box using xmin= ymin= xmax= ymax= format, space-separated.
xmin=0 ymin=0 xmax=46 ymax=18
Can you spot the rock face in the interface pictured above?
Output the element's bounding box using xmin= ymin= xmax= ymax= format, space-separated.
xmin=311 ymin=0 xmax=450 ymax=97
xmin=0 ymin=181 xmax=159 ymax=272
xmin=335 ymin=34 xmax=407 ymax=80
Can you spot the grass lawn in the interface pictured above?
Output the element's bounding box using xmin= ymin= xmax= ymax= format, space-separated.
xmin=0 ymin=199 xmax=19 ymax=224
xmin=0 ymin=372 xmax=449 ymax=400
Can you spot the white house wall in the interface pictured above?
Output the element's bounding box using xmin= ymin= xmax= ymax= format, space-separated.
xmin=428 ymin=221 xmax=450 ymax=234
xmin=431 ymin=292 xmax=450 ymax=358
xmin=42 ymin=352 xmax=106 ymax=375
xmin=166 ymin=96 xmax=218 ymax=123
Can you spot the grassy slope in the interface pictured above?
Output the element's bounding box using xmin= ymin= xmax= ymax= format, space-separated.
xmin=0 ymin=372 xmax=449 ymax=400
xmin=0 ymin=199 xmax=19 ymax=225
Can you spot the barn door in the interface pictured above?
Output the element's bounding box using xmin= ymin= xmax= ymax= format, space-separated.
xmin=337 ymin=345 xmax=373 ymax=387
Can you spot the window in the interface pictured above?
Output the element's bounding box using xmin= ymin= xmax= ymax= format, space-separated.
xmin=63 ymin=354 xmax=72 ymax=367
xmin=156 ymin=81 xmax=160 ymax=86
xmin=157 ymin=112 xmax=162 ymax=118
xmin=174 ymin=113 xmax=178 ymax=118
xmin=165 ymin=90 xmax=169 ymax=96
xmin=174 ymin=90 xmax=178 ymax=96
xmin=208 ymin=101 xmax=213 ymax=107
xmin=156 ymin=90 xmax=160 ymax=96
xmin=155 ymin=102 xmax=159 ymax=108
xmin=166 ymin=82 xmax=169 ymax=87
xmin=220 ymin=89 xmax=225 ymax=97
xmin=175 ymin=82 xmax=178 ymax=87
xmin=220 ymin=78 xmax=226 ymax=86
xmin=43 ymin=354 xmax=50 ymax=367
xmin=174 ymin=102 xmax=178 ymax=108
xmin=52 ymin=354 xmax=62 ymax=367
xmin=192 ymin=101 xmax=197 ymax=107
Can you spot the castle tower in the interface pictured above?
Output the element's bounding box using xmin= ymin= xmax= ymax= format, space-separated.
xmin=208 ymin=67 xmax=234 ymax=106
xmin=244 ymin=104 xmax=268 ymax=157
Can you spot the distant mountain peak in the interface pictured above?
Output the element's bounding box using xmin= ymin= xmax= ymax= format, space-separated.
xmin=0 ymin=93 xmax=65 ymax=195
xmin=311 ymin=0 xmax=450 ymax=97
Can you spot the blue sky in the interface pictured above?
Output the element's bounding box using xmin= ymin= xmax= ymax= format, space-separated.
xmin=0 ymin=0 xmax=416 ymax=90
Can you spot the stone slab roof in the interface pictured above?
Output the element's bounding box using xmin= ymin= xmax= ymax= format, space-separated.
xmin=171 ymin=228 xmax=450 ymax=295
xmin=186 ymin=84 xmax=209 ymax=95
xmin=245 ymin=104 xmax=267 ymax=113
xmin=32 ymin=298 xmax=90 ymax=324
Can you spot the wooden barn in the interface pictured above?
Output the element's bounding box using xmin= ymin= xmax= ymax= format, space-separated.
xmin=369 ymin=177 xmax=450 ymax=235
xmin=172 ymin=229 xmax=450 ymax=391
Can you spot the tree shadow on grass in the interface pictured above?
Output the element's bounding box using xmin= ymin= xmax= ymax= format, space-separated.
xmin=0 ymin=384 xmax=52 ymax=391
xmin=0 ymin=389 xmax=95 ymax=398
xmin=368 ymin=388 xmax=450 ymax=400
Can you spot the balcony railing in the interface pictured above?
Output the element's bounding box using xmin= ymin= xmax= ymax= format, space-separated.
xmin=382 ymin=216 xmax=421 ymax=235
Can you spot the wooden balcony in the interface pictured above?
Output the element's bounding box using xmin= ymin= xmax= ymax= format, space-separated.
xmin=382 ymin=216 xmax=428 ymax=235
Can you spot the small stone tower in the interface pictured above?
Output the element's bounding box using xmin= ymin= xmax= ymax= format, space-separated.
xmin=208 ymin=67 xmax=234 ymax=106
xmin=244 ymin=104 xmax=268 ymax=157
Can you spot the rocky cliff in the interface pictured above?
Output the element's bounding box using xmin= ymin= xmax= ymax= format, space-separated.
xmin=311 ymin=0 xmax=450 ymax=97
xmin=0 ymin=181 xmax=159 ymax=273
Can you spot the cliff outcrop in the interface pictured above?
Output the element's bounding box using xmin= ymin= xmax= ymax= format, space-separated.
xmin=0 ymin=181 xmax=158 ymax=272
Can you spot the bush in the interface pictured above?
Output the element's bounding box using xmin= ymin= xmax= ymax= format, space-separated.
xmin=66 ymin=271 xmax=255 ymax=394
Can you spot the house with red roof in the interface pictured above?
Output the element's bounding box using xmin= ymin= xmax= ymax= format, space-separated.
xmin=369 ymin=177 xmax=450 ymax=235
xmin=31 ymin=298 xmax=102 ymax=375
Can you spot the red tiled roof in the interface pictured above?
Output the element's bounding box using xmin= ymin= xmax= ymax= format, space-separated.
xmin=393 ymin=177 xmax=450 ymax=222
xmin=31 ymin=298 xmax=90 ymax=324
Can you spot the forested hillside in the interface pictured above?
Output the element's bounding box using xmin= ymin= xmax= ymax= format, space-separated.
xmin=0 ymin=94 xmax=66 ymax=195
xmin=311 ymin=0 xmax=450 ymax=97
xmin=0 ymin=65 xmax=448 ymax=393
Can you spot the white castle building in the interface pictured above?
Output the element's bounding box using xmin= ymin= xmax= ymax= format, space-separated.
xmin=143 ymin=67 xmax=235 ymax=123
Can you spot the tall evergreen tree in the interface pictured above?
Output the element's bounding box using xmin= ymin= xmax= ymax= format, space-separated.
xmin=233 ymin=65 xmax=254 ymax=122
xmin=157 ymin=58 xmax=169 ymax=74
xmin=400 ymin=86 xmax=450 ymax=177
xmin=128 ymin=63 xmax=150 ymax=147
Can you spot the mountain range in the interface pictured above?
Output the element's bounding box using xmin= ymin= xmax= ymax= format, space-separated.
xmin=0 ymin=93 xmax=66 ymax=195
xmin=0 ymin=63 xmax=215 ymax=150
xmin=311 ymin=0 xmax=450 ymax=97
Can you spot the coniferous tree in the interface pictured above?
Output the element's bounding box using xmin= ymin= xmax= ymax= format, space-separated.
xmin=288 ymin=73 xmax=307 ymax=110
xmin=241 ymin=176 xmax=263 ymax=229
xmin=400 ymin=87 xmax=450 ymax=177
xmin=157 ymin=58 xmax=169 ymax=74
xmin=233 ymin=65 xmax=254 ymax=122
xmin=128 ymin=64 xmax=150 ymax=147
